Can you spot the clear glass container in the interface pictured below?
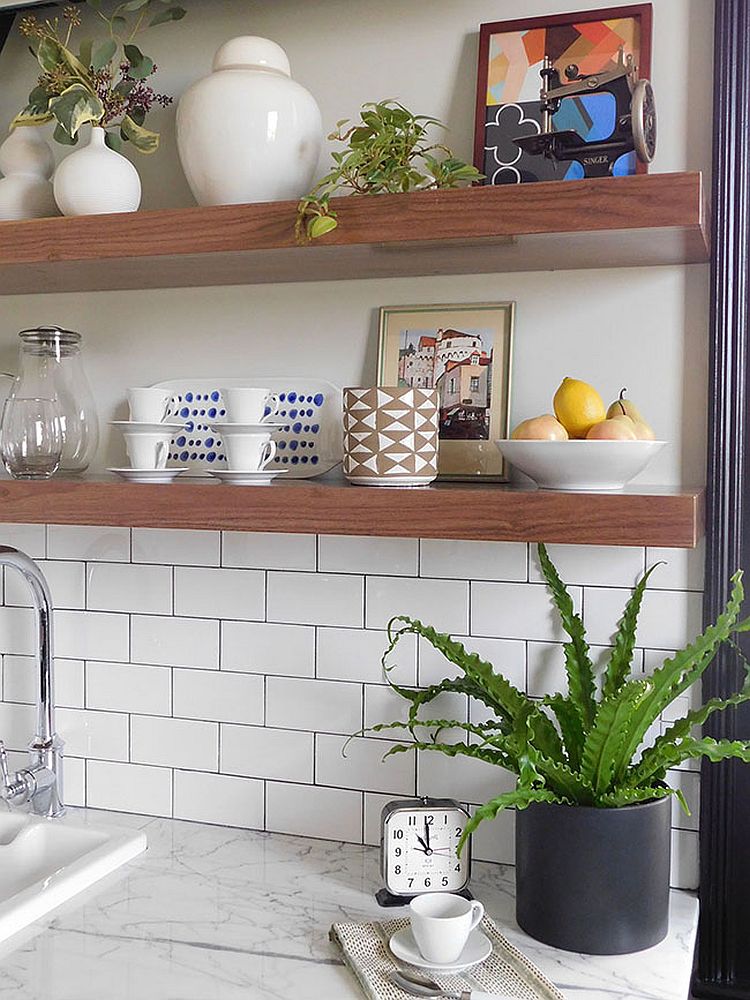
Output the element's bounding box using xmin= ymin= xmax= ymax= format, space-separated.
xmin=1 ymin=397 xmax=63 ymax=479
xmin=9 ymin=327 xmax=99 ymax=474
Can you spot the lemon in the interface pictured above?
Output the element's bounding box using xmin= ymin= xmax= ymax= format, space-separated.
xmin=553 ymin=378 xmax=606 ymax=439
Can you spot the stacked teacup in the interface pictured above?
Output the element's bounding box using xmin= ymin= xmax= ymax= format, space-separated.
xmin=109 ymin=388 xmax=188 ymax=484
xmin=208 ymin=387 xmax=285 ymax=486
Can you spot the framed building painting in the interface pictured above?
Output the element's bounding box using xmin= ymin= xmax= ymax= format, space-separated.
xmin=474 ymin=4 xmax=653 ymax=185
xmin=378 ymin=303 xmax=514 ymax=480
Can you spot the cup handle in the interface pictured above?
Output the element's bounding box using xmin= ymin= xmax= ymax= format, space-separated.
xmin=260 ymin=440 xmax=277 ymax=470
xmin=155 ymin=440 xmax=168 ymax=470
xmin=264 ymin=393 xmax=281 ymax=421
xmin=468 ymin=900 xmax=485 ymax=933
xmin=161 ymin=394 xmax=174 ymax=423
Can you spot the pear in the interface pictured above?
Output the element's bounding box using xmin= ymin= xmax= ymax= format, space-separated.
xmin=511 ymin=414 xmax=569 ymax=441
xmin=607 ymin=389 xmax=655 ymax=440
xmin=586 ymin=416 xmax=638 ymax=441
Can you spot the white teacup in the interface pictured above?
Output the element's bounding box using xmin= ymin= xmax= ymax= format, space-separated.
xmin=128 ymin=388 xmax=173 ymax=423
xmin=123 ymin=431 xmax=171 ymax=470
xmin=222 ymin=387 xmax=280 ymax=424
xmin=409 ymin=893 xmax=485 ymax=965
xmin=221 ymin=431 xmax=277 ymax=471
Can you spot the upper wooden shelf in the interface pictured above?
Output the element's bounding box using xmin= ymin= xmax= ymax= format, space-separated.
xmin=0 ymin=475 xmax=704 ymax=548
xmin=0 ymin=172 xmax=709 ymax=295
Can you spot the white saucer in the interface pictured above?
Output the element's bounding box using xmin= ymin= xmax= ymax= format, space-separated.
xmin=208 ymin=422 xmax=283 ymax=433
xmin=208 ymin=469 xmax=289 ymax=486
xmin=110 ymin=421 xmax=185 ymax=434
xmin=388 ymin=927 xmax=492 ymax=974
xmin=346 ymin=476 xmax=436 ymax=488
xmin=109 ymin=468 xmax=189 ymax=484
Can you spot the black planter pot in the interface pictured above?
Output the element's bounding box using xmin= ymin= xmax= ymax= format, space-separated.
xmin=515 ymin=796 xmax=671 ymax=955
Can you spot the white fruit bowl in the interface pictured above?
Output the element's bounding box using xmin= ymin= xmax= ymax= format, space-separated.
xmin=495 ymin=439 xmax=667 ymax=491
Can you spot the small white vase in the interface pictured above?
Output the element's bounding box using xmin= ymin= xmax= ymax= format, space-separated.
xmin=0 ymin=127 xmax=58 ymax=221
xmin=53 ymin=126 xmax=142 ymax=217
xmin=176 ymin=36 xmax=323 ymax=206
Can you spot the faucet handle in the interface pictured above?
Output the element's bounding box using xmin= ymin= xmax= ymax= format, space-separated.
xmin=0 ymin=742 xmax=11 ymax=788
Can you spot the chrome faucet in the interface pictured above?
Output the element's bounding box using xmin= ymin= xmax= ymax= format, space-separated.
xmin=0 ymin=547 xmax=63 ymax=818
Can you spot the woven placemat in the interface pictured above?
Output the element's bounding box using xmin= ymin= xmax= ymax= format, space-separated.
xmin=330 ymin=916 xmax=566 ymax=999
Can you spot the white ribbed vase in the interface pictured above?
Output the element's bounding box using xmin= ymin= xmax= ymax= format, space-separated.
xmin=176 ymin=36 xmax=323 ymax=206
xmin=53 ymin=126 xmax=142 ymax=217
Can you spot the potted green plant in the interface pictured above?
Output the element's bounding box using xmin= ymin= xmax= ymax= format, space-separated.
xmin=371 ymin=543 xmax=750 ymax=955
xmin=295 ymin=99 xmax=482 ymax=242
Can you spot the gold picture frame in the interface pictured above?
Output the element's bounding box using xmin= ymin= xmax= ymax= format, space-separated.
xmin=378 ymin=302 xmax=514 ymax=480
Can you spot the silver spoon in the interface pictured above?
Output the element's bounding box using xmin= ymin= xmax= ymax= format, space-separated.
xmin=390 ymin=969 xmax=507 ymax=999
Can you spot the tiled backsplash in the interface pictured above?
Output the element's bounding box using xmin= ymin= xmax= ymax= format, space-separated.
xmin=0 ymin=524 xmax=703 ymax=889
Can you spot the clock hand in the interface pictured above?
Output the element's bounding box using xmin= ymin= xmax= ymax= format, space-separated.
xmin=424 ymin=820 xmax=431 ymax=850
xmin=416 ymin=834 xmax=429 ymax=852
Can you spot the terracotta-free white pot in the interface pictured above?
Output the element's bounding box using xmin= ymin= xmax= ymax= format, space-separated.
xmin=176 ymin=36 xmax=323 ymax=206
xmin=0 ymin=127 xmax=58 ymax=220
xmin=53 ymin=126 xmax=142 ymax=217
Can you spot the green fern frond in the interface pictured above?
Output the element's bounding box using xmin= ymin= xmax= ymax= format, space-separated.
xmin=458 ymin=785 xmax=567 ymax=855
xmin=543 ymin=693 xmax=586 ymax=769
xmin=602 ymin=562 xmax=663 ymax=700
xmin=580 ymin=680 xmax=651 ymax=797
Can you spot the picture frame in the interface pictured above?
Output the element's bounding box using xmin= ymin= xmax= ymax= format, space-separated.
xmin=474 ymin=4 xmax=653 ymax=186
xmin=378 ymin=302 xmax=514 ymax=481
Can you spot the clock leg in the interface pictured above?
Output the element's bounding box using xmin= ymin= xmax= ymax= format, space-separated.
xmin=375 ymin=887 xmax=475 ymax=908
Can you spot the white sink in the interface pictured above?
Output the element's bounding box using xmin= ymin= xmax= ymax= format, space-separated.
xmin=0 ymin=811 xmax=146 ymax=942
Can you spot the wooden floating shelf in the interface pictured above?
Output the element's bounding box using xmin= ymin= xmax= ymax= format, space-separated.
xmin=0 ymin=172 xmax=709 ymax=295
xmin=0 ymin=476 xmax=704 ymax=548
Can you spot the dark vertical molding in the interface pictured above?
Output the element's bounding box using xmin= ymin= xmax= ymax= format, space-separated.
xmin=694 ymin=0 xmax=750 ymax=996
xmin=0 ymin=12 xmax=14 ymax=57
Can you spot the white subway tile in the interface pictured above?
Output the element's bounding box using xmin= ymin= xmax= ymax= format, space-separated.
xmin=527 ymin=642 xmax=566 ymax=699
xmin=131 ymin=615 xmax=219 ymax=669
xmin=669 ymin=769 xmax=700 ymax=832
xmin=0 ymin=702 xmax=35 ymax=750
xmin=471 ymin=805 xmax=515 ymax=865
xmin=86 ymin=661 xmax=171 ymax=717
xmin=57 ymin=707 xmax=129 ymax=761
xmin=87 ymin=563 xmax=172 ymax=615
xmin=87 ymin=760 xmax=172 ymax=817
xmin=317 ymin=627 xmax=417 ymax=685
xmin=316 ymin=735 xmax=415 ymax=796
xmin=223 ymin=531 xmax=316 ymax=571
xmin=174 ymin=567 xmax=265 ymax=621
xmin=364 ymin=685 xmax=467 ymax=741
xmin=173 ymin=669 xmax=264 ymax=725
xmin=319 ymin=536 xmax=418 ymax=577
xmin=0 ymin=524 xmax=46 ymax=558
xmin=366 ymin=577 xmax=468 ymax=634
xmin=64 ymin=756 xmax=86 ymax=808
xmin=671 ymin=829 xmax=699 ymax=890
xmin=266 ymin=677 xmax=362 ymax=734
xmin=5 ymin=561 xmax=85 ymax=610
xmin=132 ymin=528 xmax=220 ymax=567
xmin=222 ymin=621 xmax=315 ymax=677
xmin=48 ymin=525 xmax=130 ymax=562
xmin=174 ymin=770 xmax=264 ymax=828
xmin=471 ymin=582 xmax=582 ymax=642
xmin=420 ymin=540 xmax=527 ymax=582
xmin=268 ymin=572 xmax=364 ymax=628
xmin=55 ymin=610 xmax=130 ymax=662
xmin=221 ymin=724 xmax=313 ymax=783
xmin=131 ymin=715 xmax=218 ymax=771
xmin=584 ymin=588 xmax=703 ymax=650
xmin=266 ymin=781 xmax=362 ymax=843
xmin=647 ymin=539 xmax=705 ymax=591
xmin=419 ymin=635 xmax=525 ymax=689
xmin=529 ymin=544 xmax=645 ymax=589
xmin=4 ymin=655 xmax=84 ymax=708
xmin=364 ymin=792 xmax=395 ymax=846
xmin=417 ymin=748 xmax=515 ymax=806
xmin=0 ymin=607 xmax=35 ymax=655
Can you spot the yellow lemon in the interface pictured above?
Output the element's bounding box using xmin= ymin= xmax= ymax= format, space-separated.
xmin=553 ymin=378 xmax=606 ymax=439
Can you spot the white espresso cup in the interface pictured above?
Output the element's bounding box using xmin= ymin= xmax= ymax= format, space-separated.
xmin=123 ymin=432 xmax=171 ymax=470
xmin=409 ymin=893 xmax=485 ymax=965
xmin=128 ymin=388 xmax=173 ymax=423
xmin=222 ymin=387 xmax=280 ymax=424
xmin=222 ymin=431 xmax=277 ymax=471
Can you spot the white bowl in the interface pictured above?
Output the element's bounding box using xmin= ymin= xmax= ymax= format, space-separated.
xmin=495 ymin=439 xmax=667 ymax=491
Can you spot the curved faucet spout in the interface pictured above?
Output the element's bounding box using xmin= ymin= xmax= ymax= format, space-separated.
xmin=0 ymin=546 xmax=63 ymax=817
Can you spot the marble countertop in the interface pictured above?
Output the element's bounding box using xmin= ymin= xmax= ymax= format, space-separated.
xmin=0 ymin=809 xmax=698 ymax=1000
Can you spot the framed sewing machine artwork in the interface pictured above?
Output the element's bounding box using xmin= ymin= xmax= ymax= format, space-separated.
xmin=474 ymin=4 xmax=654 ymax=185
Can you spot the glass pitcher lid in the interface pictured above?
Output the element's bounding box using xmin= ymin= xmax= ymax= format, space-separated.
xmin=19 ymin=326 xmax=81 ymax=347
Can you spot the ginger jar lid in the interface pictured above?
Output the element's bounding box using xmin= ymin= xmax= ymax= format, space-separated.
xmin=213 ymin=36 xmax=291 ymax=77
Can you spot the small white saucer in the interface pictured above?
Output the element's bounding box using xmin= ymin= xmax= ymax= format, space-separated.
xmin=109 ymin=468 xmax=189 ymax=484
xmin=110 ymin=421 xmax=184 ymax=434
xmin=388 ymin=927 xmax=492 ymax=974
xmin=208 ymin=469 xmax=289 ymax=486
xmin=208 ymin=422 xmax=284 ymax=434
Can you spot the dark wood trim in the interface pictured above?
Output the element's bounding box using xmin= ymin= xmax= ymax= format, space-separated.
xmin=694 ymin=0 xmax=750 ymax=995
xmin=0 ymin=11 xmax=13 ymax=56
xmin=473 ymin=4 xmax=653 ymax=175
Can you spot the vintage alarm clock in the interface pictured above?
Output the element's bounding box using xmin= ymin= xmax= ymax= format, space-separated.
xmin=377 ymin=796 xmax=472 ymax=907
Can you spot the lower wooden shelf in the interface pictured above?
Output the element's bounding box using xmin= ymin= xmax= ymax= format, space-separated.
xmin=0 ymin=474 xmax=704 ymax=548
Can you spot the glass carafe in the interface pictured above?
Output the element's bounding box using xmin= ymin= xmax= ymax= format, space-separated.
xmin=8 ymin=327 xmax=99 ymax=474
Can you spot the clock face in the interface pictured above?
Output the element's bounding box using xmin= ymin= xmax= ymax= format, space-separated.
xmin=384 ymin=805 xmax=470 ymax=896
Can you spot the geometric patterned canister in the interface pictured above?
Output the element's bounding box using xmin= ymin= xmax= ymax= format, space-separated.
xmin=343 ymin=386 xmax=439 ymax=487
